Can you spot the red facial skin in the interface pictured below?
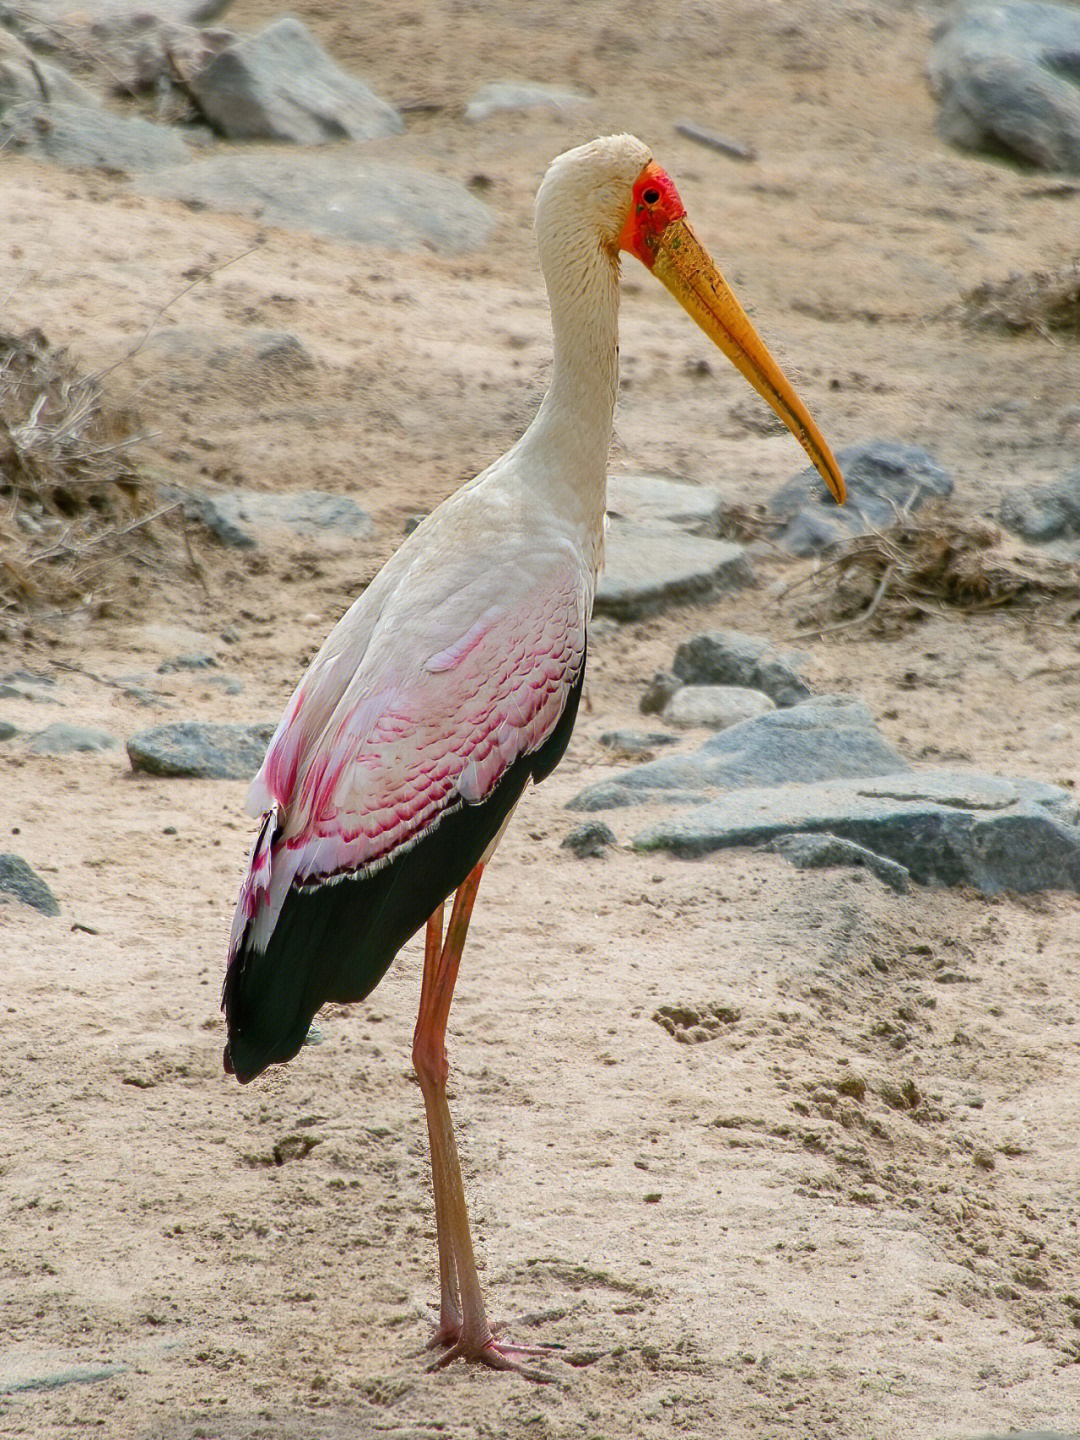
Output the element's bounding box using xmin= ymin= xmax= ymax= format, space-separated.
xmin=617 ymin=162 xmax=688 ymax=268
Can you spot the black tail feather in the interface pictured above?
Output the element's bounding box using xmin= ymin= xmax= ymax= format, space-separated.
xmin=222 ymin=648 xmax=585 ymax=1083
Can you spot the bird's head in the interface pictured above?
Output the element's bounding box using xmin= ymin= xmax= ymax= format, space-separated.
xmin=537 ymin=135 xmax=846 ymax=505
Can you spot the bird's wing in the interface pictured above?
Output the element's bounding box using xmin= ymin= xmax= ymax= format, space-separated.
xmin=232 ymin=545 xmax=587 ymax=953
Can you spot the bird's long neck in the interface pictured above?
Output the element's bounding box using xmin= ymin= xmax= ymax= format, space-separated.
xmin=513 ymin=234 xmax=620 ymax=562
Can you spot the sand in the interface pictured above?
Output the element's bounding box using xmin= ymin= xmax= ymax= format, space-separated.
xmin=2 ymin=1 xmax=1079 ymax=1436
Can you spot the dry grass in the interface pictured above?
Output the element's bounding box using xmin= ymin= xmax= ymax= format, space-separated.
xmin=962 ymin=262 xmax=1080 ymax=336
xmin=0 ymin=328 xmax=173 ymax=619
xmin=778 ymin=501 xmax=1080 ymax=638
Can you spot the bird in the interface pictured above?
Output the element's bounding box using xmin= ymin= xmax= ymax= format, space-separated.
xmin=222 ymin=133 xmax=845 ymax=1373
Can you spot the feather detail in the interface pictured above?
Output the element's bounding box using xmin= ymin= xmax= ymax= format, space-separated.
xmin=228 ymin=558 xmax=587 ymax=960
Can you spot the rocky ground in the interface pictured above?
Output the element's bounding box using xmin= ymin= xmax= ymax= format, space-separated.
xmin=2 ymin=1 xmax=1080 ymax=1438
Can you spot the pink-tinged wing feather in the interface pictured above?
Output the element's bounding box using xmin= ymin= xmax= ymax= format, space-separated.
xmin=237 ymin=561 xmax=586 ymax=952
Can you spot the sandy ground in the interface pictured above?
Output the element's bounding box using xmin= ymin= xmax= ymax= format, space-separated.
xmin=2 ymin=1 xmax=1080 ymax=1436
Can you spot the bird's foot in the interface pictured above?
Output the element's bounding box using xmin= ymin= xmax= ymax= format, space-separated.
xmin=427 ymin=1326 xmax=558 ymax=1381
xmin=424 ymin=1300 xmax=463 ymax=1352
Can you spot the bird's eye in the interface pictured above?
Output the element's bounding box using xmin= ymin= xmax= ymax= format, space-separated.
xmin=642 ymin=187 xmax=661 ymax=205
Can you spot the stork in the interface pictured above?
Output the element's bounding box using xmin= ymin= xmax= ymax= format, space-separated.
xmin=223 ymin=134 xmax=845 ymax=1373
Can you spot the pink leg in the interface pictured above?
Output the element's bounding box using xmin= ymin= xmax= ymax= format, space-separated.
xmin=412 ymin=865 xmax=549 ymax=1374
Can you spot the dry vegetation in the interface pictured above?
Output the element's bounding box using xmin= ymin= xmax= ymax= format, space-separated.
xmin=778 ymin=502 xmax=1080 ymax=637
xmin=962 ymin=260 xmax=1080 ymax=335
xmin=0 ymin=328 xmax=176 ymax=621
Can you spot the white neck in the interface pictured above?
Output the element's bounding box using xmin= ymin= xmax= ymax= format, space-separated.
xmin=507 ymin=235 xmax=620 ymax=559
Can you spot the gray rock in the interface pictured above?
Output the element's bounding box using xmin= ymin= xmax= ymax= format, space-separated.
xmin=28 ymin=723 xmax=117 ymax=754
xmin=0 ymin=101 xmax=191 ymax=171
xmin=632 ymin=770 xmax=1080 ymax=895
xmin=929 ymin=4 xmax=1080 ymax=172
xmin=136 ymin=152 xmax=495 ymax=252
xmin=561 ymin=820 xmax=617 ymax=858
xmin=766 ymin=832 xmax=910 ymax=893
xmin=127 ymin=721 xmax=274 ymax=779
xmin=139 ymin=327 xmax=316 ymax=397
xmin=596 ymin=520 xmax=752 ymax=620
xmin=182 ymin=487 xmax=373 ymax=549
xmin=0 ymin=853 xmax=60 ymax=915
xmin=639 ymin=671 xmax=682 ymax=716
xmin=0 ymin=30 xmax=101 ymax=112
xmin=663 ymin=684 xmax=775 ymax=730
xmin=999 ymin=465 xmax=1080 ymax=542
xmin=769 ymin=441 xmax=952 ymax=555
xmin=672 ymin=630 xmax=812 ymax=708
xmin=598 ymin=730 xmax=678 ymax=756
xmin=0 ymin=721 xmax=16 ymax=741
xmin=158 ymin=652 xmax=217 ymax=673
xmin=465 ymin=80 xmax=591 ymax=123
xmin=207 ymin=674 xmax=244 ymax=695
xmin=965 ymin=1433 xmax=1079 ymax=1440
xmin=0 ymin=669 xmax=59 ymax=703
xmin=2 ymin=1 xmax=229 ymax=22
xmin=570 ymin=695 xmax=906 ymax=811
xmin=606 ymin=473 xmax=722 ymax=536
xmin=189 ymin=17 xmax=402 ymax=145
xmin=0 ymin=1362 xmax=125 ymax=1393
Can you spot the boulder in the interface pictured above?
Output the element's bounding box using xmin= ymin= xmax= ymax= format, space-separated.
xmin=569 ymin=695 xmax=908 ymax=811
xmin=597 ymin=520 xmax=751 ymax=620
xmin=631 ymin=770 xmax=1080 ymax=894
xmin=136 ymin=152 xmax=496 ymax=252
xmin=178 ymin=487 xmax=373 ymax=550
xmin=606 ymin=473 xmax=722 ymax=535
xmin=127 ymin=721 xmax=274 ymax=779
xmin=189 ymin=18 xmax=403 ymax=144
xmin=929 ymin=4 xmax=1080 ymax=172
xmin=0 ymin=102 xmax=191 ymax=171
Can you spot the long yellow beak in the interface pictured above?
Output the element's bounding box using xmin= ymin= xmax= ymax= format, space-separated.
xmin=651 ymin=218 xmax=845 ymax=504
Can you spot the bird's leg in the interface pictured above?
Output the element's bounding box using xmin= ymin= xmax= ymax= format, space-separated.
xmin=412 ymin=863 xmax=542 ymax=1374
xmin=418 ymin=900 xmax=461 ymax=1347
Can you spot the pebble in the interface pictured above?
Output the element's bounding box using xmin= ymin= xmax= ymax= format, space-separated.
xmin=561 ymin=821 xmax=617 ymax=858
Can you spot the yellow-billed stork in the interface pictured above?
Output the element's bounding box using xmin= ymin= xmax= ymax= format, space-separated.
xmin=223 ymin=134 xmax=845 ymax=1372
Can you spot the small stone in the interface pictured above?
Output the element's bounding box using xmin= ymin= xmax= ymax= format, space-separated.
xmin=672 ymin=630 xmax=811 ymax=708
xmin=0 ymin=854 xmax=60 ymax=916
xmin=598 ymin=730 xmax=678 ymax=757
xmin=999 ymin=466 xmax=1080 ymax=543
xmin=639 ymin=671 xmax=682 ymax=716
xmin=561 ymin=821 xmax=616 ymax=859
xmin=157 ymin=652 xmax=218 ymax=673
xmin=836 ymin=1073 xmax=867 ymax=1101
xmin=0 ymin=722 xmax=16 ymax=742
